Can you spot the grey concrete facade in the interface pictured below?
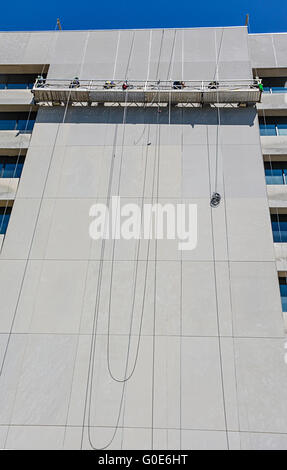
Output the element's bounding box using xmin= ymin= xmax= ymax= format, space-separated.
xmin=0 ymin=26 xmax=287 ymax=450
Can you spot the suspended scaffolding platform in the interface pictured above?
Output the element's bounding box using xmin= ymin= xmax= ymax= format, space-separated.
xmin=32 ymin=78 xmax=262 ymax=105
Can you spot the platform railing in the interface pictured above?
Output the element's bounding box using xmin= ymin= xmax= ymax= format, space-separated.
xmin=32 ymin=78 xmax=262 ymax=93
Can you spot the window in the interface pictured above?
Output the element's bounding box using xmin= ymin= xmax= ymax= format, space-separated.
xmin=0 ymin=156 xmax=25 ymax=178
xmin=0 ymin=206 xmax=12 ymax=235
xmin=279 ymin=277 xmax=287 ymax=312
xmin=264 ymin=162 xmax=287 ymax=184
xmin=259 ymin=124 xmax=276 ymax=136
xmin=0 ymin=73 xmax=46 ymax=90
xmin=259 ymin=117 xmax=287 ymax=136
xmin=0 ymin=112 xmax=36 ymax=132
xmin=262 ymin=77 xmax=287 ymax=93
xmin=271 ymin=214 xmax=287 ymax=242
xmin=277 ymin=124 xmax=287 ymax=136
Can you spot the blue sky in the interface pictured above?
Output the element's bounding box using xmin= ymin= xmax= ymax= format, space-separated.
xmin=0 ymin=0 xmax=286 ymax=33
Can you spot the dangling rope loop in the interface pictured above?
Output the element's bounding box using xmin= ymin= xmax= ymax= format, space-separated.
xmin=210 ymin=191 xmax=221 ymax=208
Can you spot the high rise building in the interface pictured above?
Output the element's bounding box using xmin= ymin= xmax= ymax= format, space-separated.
xmin=0 ymin=26 xmax=287 ymax=450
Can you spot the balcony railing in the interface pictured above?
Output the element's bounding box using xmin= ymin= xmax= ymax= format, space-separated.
xmin=32 ymin=78 xmax=262 ymax=105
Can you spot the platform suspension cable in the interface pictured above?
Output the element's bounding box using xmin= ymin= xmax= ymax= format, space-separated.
xmin=85 ymin=98 xmax=157 ymax=451
xmin=210 ymin=27 xmax=225 ymax=209
xmin=107 ymin=28 xmax=179 ymax=384
xmin=0 ymin=25 xmax=72 ymax=378
xmin=40 ymin=19 xmax=59 ymax=79
xmin=106 ymin=111 xmax=152 ymax=383
xmin=82 ymin=123 xmax=119 ymax=450
xmin=105 ymin=101 xmax=151 ymax=386
xmin=84 ymin=31 xmax=168 ymax=449
xmin=209 ymin=27 xmax=230 ymax=449
xmin=2 ymin=92 xmax=74 ymax=452
xmin=84 ymin=37 xmax=145 ymax=449
xmin=84 ymin=98 xmax=127 ymax=451
xmin=179 ymin=28 xmax=184 ymax=451
xmin=151 ymin=89 xmax=161 ymax=450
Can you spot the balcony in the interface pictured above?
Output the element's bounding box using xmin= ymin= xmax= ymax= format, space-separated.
xmin=261 ymin=135 xmax=287 ymax=155
xmin=274 ymin=244 xmax=287 ymax=271
xmin=0 ymin=178 xmax=19 ymax=199
xmin=0 ymin=89 xmax=34 ymax=108
xmin=0 ymin=131 xmax=31 ymax=149
xmin=258 ymin=91 xmax=287 ymax=112
xmin=267 ymin=185 xmax=287 ymax=208
xmin=32 ymin=78 xmax=262 ymax=105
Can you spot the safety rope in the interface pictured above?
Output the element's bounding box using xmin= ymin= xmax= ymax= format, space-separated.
xmin=212 ymin=27 xmax=230 ymax=450
xmin=151 ymin=90 xmax=161 ymax=450
xmin=106 ymin=28 xmax=178 ymax=385
xmin=2 ymin=91 xmax=74 ymax=454
xmin=179 ymin=28 xmax=184 ymax=451
xmin=0 ymin=20 xmax=64 ymax=379
xmin=83 ymin=32 xmax=144 ymax=449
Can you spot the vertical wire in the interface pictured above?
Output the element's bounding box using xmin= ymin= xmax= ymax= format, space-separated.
xmin=151 ymin=33 xmax=165 ymax=449
xmin=151 ymin=99 xmax=160 ymax=450
xmin=83 ymin=32 xmax=141 ymax=449
xmin=0 ymin=105 xmax=74 ymax=378
xmin=3 ymin=92 xmax=73 ymax=450
xmin=113 ymin=31 xmax=121 ymax=80
xmin=179 ymin=28 xmax=184 ymax=451
xmin=213 ymin=27 xmax=230 ymax=450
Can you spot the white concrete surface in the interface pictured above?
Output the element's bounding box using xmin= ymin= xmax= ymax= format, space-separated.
xmin=0 ymin=26 xmax=286 ymax=450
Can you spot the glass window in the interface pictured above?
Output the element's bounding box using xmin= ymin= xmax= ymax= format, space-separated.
xmin=264 ymin=162 xmax=287 ymax=184
xmin=3 ymin=163 xmax=16 ymax=178
xmin=0 ymin=207 xmax=12 ymax=235
xmin=6 ymin=83 xmax=28 ymax=89
xmin=13 ymin=162 xmax=24 ymax=178
xmin=0 ymin=112 xmax=36 ymax=132
xmin=17 ymin=119 xmax=35 ymax=132
xmin=260 ymin=124 xmax=276 ymax=136
xmin=259 ymin=117 xmax=287 ymax=136
xmin=271 ymin=87 xmax=287 ymax=93
xmin=0 ymin=73 xmax=46 ymax=90
xmin=0 ymin=156 xmax=25 ymax=178
xmin=277 ymin=124 xmax=287 ymax=136
xmin=0 ymin=120 xmax=17 ymax=130
xmin=271 ymin=214 xmax=287 ymax=242
xmin=279 ymin=278 xmax=287 ymax=312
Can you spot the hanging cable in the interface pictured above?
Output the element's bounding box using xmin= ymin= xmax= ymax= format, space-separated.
xmin=211 ymin=27 xmax=230 ymax=449
xmin=0 ymin=20 xmax=65 ymax=378
xmin=179 ymin=28 xmax=184 ymax=451
xmin=83 ymin=33 xmax=145 ymax=449
xmin=106 ymin=28 xmax=178 ymax=385
xmin=2 ymin=89 xmax=74 ymax=455
xmin=151 ymin=88 xmax=161 ymax=450
xmin=210 ymin=28 xmax=225 ymax=209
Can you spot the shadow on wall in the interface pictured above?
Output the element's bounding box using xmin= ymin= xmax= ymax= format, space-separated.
xmin=36 ymin=105 xmax=257 ymax=127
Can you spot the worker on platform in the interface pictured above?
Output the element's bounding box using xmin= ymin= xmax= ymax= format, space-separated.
xmin=208 ymin=80 xmax=219 ymax=89
xmin=172 ymin=81 xmax=185 ymax=89
xmin=69 ymin=77 xmax=80 ymax=88
xmin=258 ymin=82 xmax=264 ymax=92
xmin=104 ymin=80 xmax=116 ymax=89
xmin=36 ymin=75 xmax=45 ymax=87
